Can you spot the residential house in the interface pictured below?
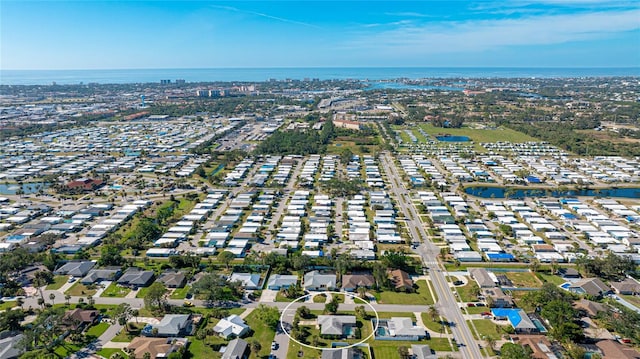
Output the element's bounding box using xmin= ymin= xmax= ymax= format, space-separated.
xmin=491 ymin=309 xmax=537 ymax=334
xmin=516 ymin=335 xmax=562 ymax=359
xmin=568 ymin=278 xmax=611 ymax=297
xmin=117 ymin=267 xmax=155 ymax=289
xmin=221 ymin=338 xmax=249 ymax=359
xmin=127 ymin=337 xmax=188 ymax=359
xmin=595 ymin=339 xmax=640 ymax=359
xmin=388 ymin=269 xmax=413 ymax=292
xmin=213 ymin=315 xmax=250 ymax=339
xmin=558 ymin=267 xmax=580 ymax=279
xmin=317 ymin=315 xmax=356 ymax=338
xmin=469 ymin=268 xmax=497 ymax=288
xmin=267 ymin=274 xmax=297 ymax=290
xmin=0 ymin=332 xmax=24 ymax=359
xmin=385 ymin=317 xmax=427 ymax=338
xmin=341 ymin=273 xmax=374 ymax=292
xmin=573 ymin=299 xmax=607 ymax=318
xmin=229 ymin=273 xmax=261 ymax=290
xmin=80 ymin=267 xmax=121 ymax=284
xmin=482 ymin=287 xmax=514 ymax=308
xmin=411 ymin=344 xmax=437 ymax=359
xmin=610 ymin=278 xmax=640 ymax=295
xmin=143 ymin=314 xmax=193 ymax=337
xmin=321 ymin=348 xmax=356 ymax=359
xmin=65 ymin=178 xmax=104 ymax=191
xmin=157 ymin=271 xmax=187 ymax=288
xmin=304 ymin=271 xmax=337 ymax=291
xmin=63 ymin=309 xmax=100 ymax=331
xmin=54 ymin=261 xmax=96 ymax=277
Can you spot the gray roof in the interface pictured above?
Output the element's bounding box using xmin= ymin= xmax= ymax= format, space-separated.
xmin=229 ymin=273 xmax=261 ymax=289
xmin=157 ymin=271 xmax=187 ymax=288
xmin=267 ymin=274 xmax=297 ymax=288
xmin=153 ymin=314 xmax=191 ymax=336
xmin=0 ymin=333 xmax=24 ymax=359
xmin=387 ymin=317 xmax=426 ymax=337
xmin=222 ymin=338 xmax=248 ymax=359
xmin=469 ymin=268 xmax=496 ymax=288
xmin=317 ymin=315 xmax=356 ymax=336
xmin=80 ymin=268 xmax=120 ymax=284
xmin=304 ymin=271 xmax=336 ymax=289
xmin=412 ymin=344 xmax=437 ymax=359
xmin=341 ymin=274 xmax=374 ymax=289
xmin=569 ymin=278 xmax=610 ymax=296
xmin=321 ymin=348 xmax=354 ymax=359
xmin=117 ymin=267 xmax=154 ymax=286
xmin=54 ymin=261 xmax=96 ymax=277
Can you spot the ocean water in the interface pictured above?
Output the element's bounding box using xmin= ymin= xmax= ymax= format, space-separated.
xmin=1 ymin=67 xmax=639 ymax=85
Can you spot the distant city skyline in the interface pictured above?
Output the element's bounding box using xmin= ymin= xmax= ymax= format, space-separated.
xmin=1 ymin=0 xmax=639 ymax=70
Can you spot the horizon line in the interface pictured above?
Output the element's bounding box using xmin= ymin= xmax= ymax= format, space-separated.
xmin=3 ymin=66 xmax=640 ymax=72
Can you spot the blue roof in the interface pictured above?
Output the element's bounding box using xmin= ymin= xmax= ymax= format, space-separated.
xmin=562 ymin=213 xmax=577 ymax=219
xmin=491 ymin=309 xmax=525 ymax=327
xmin=526 ymin=176 xmax=541 ymax=183
xmin=487 ymin=253 xmax=515 ymax=259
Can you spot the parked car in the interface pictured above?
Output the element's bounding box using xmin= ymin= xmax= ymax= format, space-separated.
xmin=467 ymin=303 xmax=475 ymax=307
xmin=271 ymin=342 xmax=278 ymax=350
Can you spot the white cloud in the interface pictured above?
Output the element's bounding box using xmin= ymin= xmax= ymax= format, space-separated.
xmin=347 ymin=9 xmax=640 ymax=54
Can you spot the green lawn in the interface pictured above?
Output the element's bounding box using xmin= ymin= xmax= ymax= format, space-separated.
xmin=622 ymin=294 xmax=640 ymax=309
xmin=101 ymin=282 xmax=131 ymax=298
xmin=334 ymin=294 xmax=345 ymax=303
xmin=46 ymin=275 xmax=70 ymax=290
xmin=457 ymin=280 xmax=480 ymax=302
xmin=188 ymin=338 xmax=222 ymax=359
xmin=372 ymin=338 xmax=453 ymax=355
xmin=275 ymin=291 xmax=295 ymax=302
xmin=313 ymin=294 xmax=327 ymax=303
xmin=503 ymin=272 xmax=542 ymax=288
xmin=111 ymin=323 xmax=146 ymax=342
xmin=377 ymin=280 xmax=435 ymax=305
xmin=169 ymin=286 xmax=190 ymax=299
xmin=465 ymin=306 xmax=490 ymax=315
xmin=243 ymin=309 xmax=277 ymax=359
xmin=468 ymin=319 xmax=504 ymax=341
xmin=421 ymin=313 xmax=451 ymax=334
xmin=86 ymin=322 xmax=110 ymax=337
xmin=136 ymin=286 xmax=150 ymax=298
xmin=0 ymin=301 xmax=17 ymax=311
xmin=375 ymin=312 xmax=416 ymax=320
xmin=537 ymin=273 xmax=567 ymax=285
xmin=65 ymin=282 xmax=98 ymax=296
xmin=54 ymin=343 xmax=83 ymax=358
xmin=96 ymin=348 xmax=125 ymax=359
xmin=418 ymin=123 xmax=539 ymax=143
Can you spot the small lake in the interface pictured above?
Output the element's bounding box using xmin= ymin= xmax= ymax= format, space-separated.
xmin=436 ymin=136 xmax=471 ymax=142
xmin=0 ymin=182 xmax=50 ymax=195
xmin=465 ymin=186 xmax=640 ymax=199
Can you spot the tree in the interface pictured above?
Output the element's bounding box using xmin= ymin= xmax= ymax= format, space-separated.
xmin=144 ymin=282 xmax=168 ymax=311
xmin=357 ymin=286 xmax=367 ymax=300
xmin=98 ymin=245 xmax=125 ymax=266
xmin=428 ymin=306 xmax=439 ymax=322
xmin=484 ymin=336 xmax=496 ymax=351
xmin=296 ymin=306 xmax=311 ymax=319
xmin=397 ymin=346 xmax=410 ymax=359
xmin=382 ymin=250 xmax=410 ymax=271
xmin=49 ymin=293 xmax=56 ymax=305
xmin=325 ymin=296 xmax=339 ymax=314
xmin=529 ymin=258 xmax=540 ymax=273
xmin=65 ymin=294 xmax=71 ymax=306
xmin=0 ymin=308 xmax=25 ymax=331
xmin=218 ymin=251 xmax=236 ymax=270
xmin=500 ymin=343 xmax=533 ymax=359
xmin=191 ymin=273 xmax=243 ymax=304
xmin=355 ymin=305 xmax=367 ymax=319
xmin=255 ymin=304 xmax=280 ymax=331
xmin=113 ymin=303 xmax=133 ymax=331
xmin=109 ymin=352 xmax=125 ymax=359
xmin=250 ymin=340 xmax=262 ymax=355
xmin=143 ymin=353 xmax=151 ymax=359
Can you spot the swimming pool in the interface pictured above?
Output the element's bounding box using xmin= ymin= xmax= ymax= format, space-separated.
xmin=435 ymin=135 xmax=470 ymax=142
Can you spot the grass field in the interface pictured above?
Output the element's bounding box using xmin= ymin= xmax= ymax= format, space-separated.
xmin=313 ymin=294 xmax=328 ymax=303
xmin=96 ymin=348 xmax=125 ymax=359
xmin=169 ymin=286 xmax=190 ymax=299
xmin=418 ymin=123 xmax=539 ymax=143
xmin=468 ymin=319 xmax=504 ymax=341
xmin=65 ymin=282 xmax=98 ymax=296
xmin=421 ymin=313 xmax=451 ymax=334
xmin=101 ymin=282 xmax=131 ymax=298
xmin=537 ymin=273 xmax=566 ymax=285
xmin=622 ymin=294 xmax=640 ymax=309
xmin=0 ymin=301 xmax=17 ymax=310
xmin=376 ymin=280 xmax=435 ymax=305
xmin=187 ymin=338 xmax=221 ymax=359
xmin=456 ymin=280 xmax=480 ymax=303
xmin=503 ymin=272 xmax=542 ymax=288
xmin=244 ymin=309 xmax=277 ymax=359
xmin=46 ymin=275 xmax=69 ymax=290
xmin=86 ymin=322 xmax=110 ymax=338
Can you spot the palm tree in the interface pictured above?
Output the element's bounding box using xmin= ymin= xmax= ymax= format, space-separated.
xmin=357 ymin=286 xmax=367 ymax=300
xmin=428 ymin=306 xmax=439 ymax=322
xmin=485 ymin=336 xmax=496 ymax=352
xmin=65 ymin=294 xmax=71 ymax=306
xmin=49 ymin=293 xmax=56 ymax=305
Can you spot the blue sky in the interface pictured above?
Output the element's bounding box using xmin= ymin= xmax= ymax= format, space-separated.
xmin=1 ymin=0 xmax=639 ymax=69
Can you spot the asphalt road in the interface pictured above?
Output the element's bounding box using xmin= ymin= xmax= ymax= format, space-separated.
xmin=380 ymin=152 xmax=485 ymax=359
